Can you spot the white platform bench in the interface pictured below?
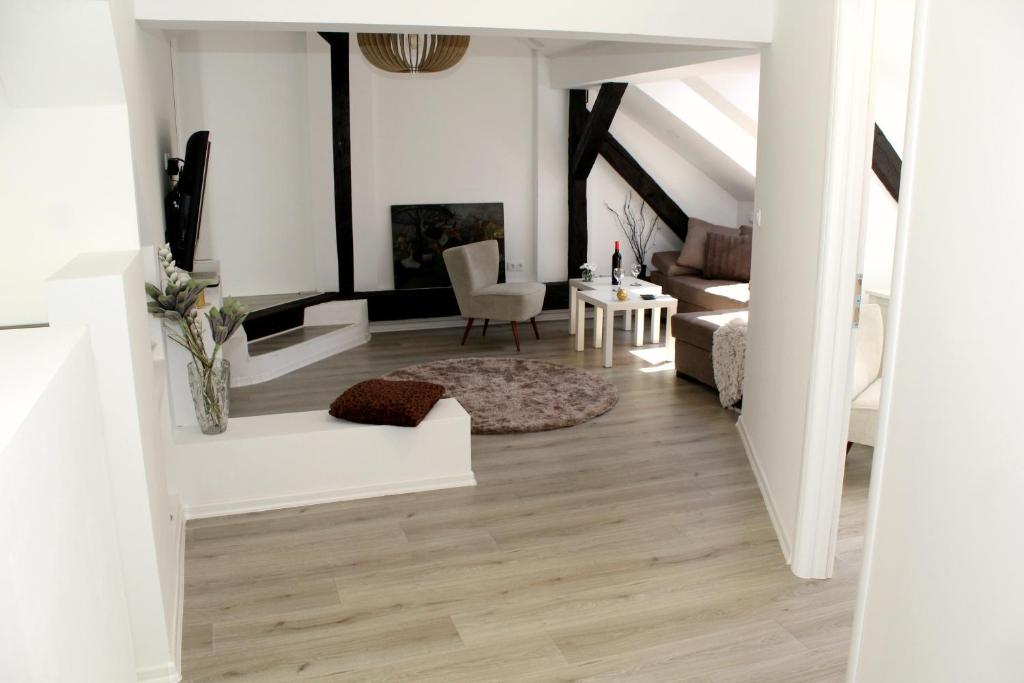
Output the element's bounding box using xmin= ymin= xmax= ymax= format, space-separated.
xmin=169 ymin=399 xmax=473 ymax=519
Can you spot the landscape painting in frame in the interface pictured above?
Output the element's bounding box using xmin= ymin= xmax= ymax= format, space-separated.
xmin=391 ymin=202 xmax=506 ymax=289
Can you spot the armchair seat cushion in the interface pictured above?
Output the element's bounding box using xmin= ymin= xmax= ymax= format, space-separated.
xmin=476 ymin=282 xmax=546 ymax=297
xmin=470 ymin=281 xmax=545 ymax=321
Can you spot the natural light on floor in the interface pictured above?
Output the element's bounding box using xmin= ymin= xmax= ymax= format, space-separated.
xmin=630 ymin=346 xmax=676 ymax=372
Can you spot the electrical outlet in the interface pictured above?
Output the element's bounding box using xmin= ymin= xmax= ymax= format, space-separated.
xmin=506 ymin=262 xmax=524 ymax=273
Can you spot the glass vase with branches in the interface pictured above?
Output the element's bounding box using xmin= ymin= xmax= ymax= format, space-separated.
xmin=605 ymin=192 xmax=661 ymax=277
xmin=145 ymin=244 xmax=248 ymax=433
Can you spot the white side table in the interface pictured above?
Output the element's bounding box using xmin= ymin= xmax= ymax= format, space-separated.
xmin=569 ymin=277 xmax=662 ymax=335
xmin=575 ymin=290 xmax=678 ymax=368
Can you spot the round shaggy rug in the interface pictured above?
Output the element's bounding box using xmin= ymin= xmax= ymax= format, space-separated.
xmin=384 ymin=357 xmax=618 ymax=434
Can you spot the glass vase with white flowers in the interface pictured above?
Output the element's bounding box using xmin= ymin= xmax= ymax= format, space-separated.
xmin=145 ymin=244 xmax=248 ymax=434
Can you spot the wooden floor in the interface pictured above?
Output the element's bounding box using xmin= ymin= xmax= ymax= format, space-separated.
xmin=183 ymin=320 xmax=870 ymax=681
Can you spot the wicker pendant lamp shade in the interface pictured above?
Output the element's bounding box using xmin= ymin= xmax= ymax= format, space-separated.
xmin=357 ymin=33 xmax=470 ymax=74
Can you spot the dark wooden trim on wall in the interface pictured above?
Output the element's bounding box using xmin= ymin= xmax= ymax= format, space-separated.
xmin=600 ymin=133 xmax=690 ymax=242
xmin=567 ymin=84 xmax=690 ymax=260
xmin=243 ymin=285 xmax=571 ymax=336
xmin=320 ymin=32 xmax=355 ymax=295
xmin=872 ymin=123 xmax=902 ymax=202
xmin=571 ymin=82 xmax=627 ymax=180
xmin=242 ymin=292 xmax=337 ymax=341
xmin=567 ymin=90 xmax=590 ymax=278
xmin=342 ymin=283 xmax=570 ymax=322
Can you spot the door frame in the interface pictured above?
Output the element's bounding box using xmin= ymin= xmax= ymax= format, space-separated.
xmin=788 ymin=0 xmax=879 ymax=579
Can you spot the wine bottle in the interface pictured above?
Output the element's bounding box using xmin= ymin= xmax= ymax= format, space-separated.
xmin=611 ymin=241 xmax=622 ymax=285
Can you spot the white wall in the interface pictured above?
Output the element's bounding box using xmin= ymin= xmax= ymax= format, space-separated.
xmin=348 ymin=37 xmax=538 ymax=290
xmin=1 ymin=3 xmax=183 ymax=676
xmin=109 ymin=0 xmax=180 ymax=249
xmin=740 ymin=0 xmax=838 ymax=558
xmin=860 ymin=0 xmax=914 ymax=294
xmin=173 ymin=30 xmax=320 ymax=296
xmin=49 ymin=252 xmax=180 ymax=680
xmin=0 ymin=327 xmax=136 ymax=683
xmin=534 ymin=53 xmax=569 ymax=282
xmin=0 ymin=2 xmax=139 ymax=326
xmin=172 ymin=34 xmax=744 ymax=295
xmin=850 ymin=1 xmax=1024 ymax=678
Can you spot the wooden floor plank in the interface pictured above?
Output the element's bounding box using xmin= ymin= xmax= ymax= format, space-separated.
xmin=180 ymin=321 xmax=869 ymax=681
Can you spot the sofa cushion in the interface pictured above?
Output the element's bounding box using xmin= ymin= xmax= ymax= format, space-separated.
xmin=659 ymin=274 xmax=750 ymax=311
xmin=677 ymin=218 xmax=741 ymax=271
xmin=703 ymin=232 xmax=752 ymax=282
xmin=671 ymin=309 xmax=749 ymax=350
xmin=329 ymin=379 xmax=445 ymax=427
xmin=651 ymin=250 xmax=699 ymax=277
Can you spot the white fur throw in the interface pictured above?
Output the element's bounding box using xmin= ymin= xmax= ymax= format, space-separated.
xmin=712 ymin=317 xmax=748 ymax=409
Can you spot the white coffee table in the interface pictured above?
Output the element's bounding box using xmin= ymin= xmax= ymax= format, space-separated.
xmin=575 ymin=289 xmax=678 ymax=368
xmin=568 ymin=276 xmax=661 ymax=335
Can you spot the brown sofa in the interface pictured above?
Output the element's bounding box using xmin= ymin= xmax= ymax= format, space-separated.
xmin=649 ymin=250 xmax=749 ymax=388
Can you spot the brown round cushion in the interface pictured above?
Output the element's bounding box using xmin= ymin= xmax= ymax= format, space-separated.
xmin=328 ymin=379 xmax=445 ymax=427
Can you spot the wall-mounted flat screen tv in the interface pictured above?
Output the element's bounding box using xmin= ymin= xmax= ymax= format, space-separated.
xmin=164 ymin=130 xmax=210 ymax=272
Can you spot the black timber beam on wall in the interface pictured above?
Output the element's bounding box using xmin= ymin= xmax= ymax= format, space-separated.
xmin=599 ymin=133 xmax=690 ymax=242
xmin=571 ymin=83 xmax=627 ymax=180
xmin=567 ymin=90 xmax=589 ymax=278
xmin=320 ymin=32 xmax=355 ymax=295
xmin=872 ymin=123 xmax=902 ymax=202
xmin=568 ymin=88 xmax=691 ymax=249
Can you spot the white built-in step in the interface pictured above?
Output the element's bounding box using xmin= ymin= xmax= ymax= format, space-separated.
xmin=248 ymin=324 xmax=350 ymax=356
xmin=223 ymin=300 xmax=370 ymax=387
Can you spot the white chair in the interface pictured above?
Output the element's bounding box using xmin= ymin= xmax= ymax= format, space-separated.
xmin=442 ymin=240 xmax=545 ymax=352
xmin=848 ymin=303 xmax=884 ymax=448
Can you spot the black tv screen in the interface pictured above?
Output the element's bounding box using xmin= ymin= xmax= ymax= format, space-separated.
xmin=164 ymin=131 xmax=210 ymax=272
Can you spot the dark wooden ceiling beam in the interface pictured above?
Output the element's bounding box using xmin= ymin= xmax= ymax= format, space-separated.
xmin=599 ymin=133 xmax=690 ymax=243
xmin=571 ymin=82 xmax=627 ymax=180
xmin=319 ymin=32 xmax=354 ymax=295
xmin=567 ymin=90 xmax=590 ymax=278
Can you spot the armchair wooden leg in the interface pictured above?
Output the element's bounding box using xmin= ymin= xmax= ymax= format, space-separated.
xmin=460 ymin=318 xmax=475 ymax=346
xmin=510 ymin=320 xmax=521 ymax=352
xmin=530 ymin=317 xmax=540 ymax=340
xmin=482 ymin=319 xmax=489 ymax=337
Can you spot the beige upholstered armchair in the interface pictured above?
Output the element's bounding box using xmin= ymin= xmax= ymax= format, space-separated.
xmin=848 ymin=303 xmax=884 ymax=449
xmin=442 ymin=240 xmax=545 ymax=351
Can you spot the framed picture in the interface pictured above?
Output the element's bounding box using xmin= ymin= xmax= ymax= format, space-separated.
xmin=391 ymin=202 xmax=505 ymax=289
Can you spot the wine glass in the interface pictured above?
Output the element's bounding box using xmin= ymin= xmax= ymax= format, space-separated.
xmin=612 ymin=267 xmax=624 ymax=289
xmin=630 ymin=263 xmax=641 ymax=282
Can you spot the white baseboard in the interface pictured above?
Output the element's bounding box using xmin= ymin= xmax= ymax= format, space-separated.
xmin=184 ymin=473 xmax=477 ymax=520
xmin=736 ymin=415 xmax=793 ymax=563
xmin=136 ymin=661 xmax=180 ymax=683
xmin=171 ymin=502 xmax=186 ymax=679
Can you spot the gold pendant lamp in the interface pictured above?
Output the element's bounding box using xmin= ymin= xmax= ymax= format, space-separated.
xmin=357 ymin=33 xmax=470 ymax=74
